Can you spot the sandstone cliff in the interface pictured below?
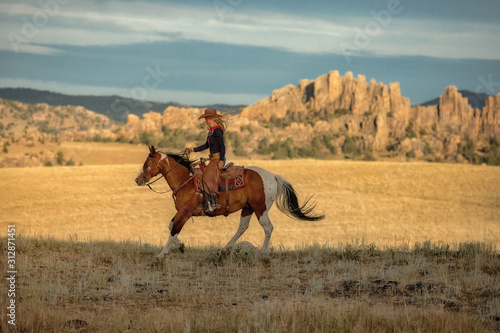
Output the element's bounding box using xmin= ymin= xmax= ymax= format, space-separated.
xmin=114 ymin=71 xmax=498 ymax=164
xmin=1 ymin=70 xmax=499 ymax=166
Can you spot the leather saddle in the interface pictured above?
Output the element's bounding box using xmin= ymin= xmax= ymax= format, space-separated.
xmin=193 ymin=160 xmax=245 ymax=192
xmin=193 ymin=160 xmax=245 ymax=216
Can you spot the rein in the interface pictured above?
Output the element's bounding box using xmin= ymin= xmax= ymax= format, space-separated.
xmin=145 ymin=151 xmax=192 ymax=199
xmin=146 ymin=175 xmax=171 ymax=194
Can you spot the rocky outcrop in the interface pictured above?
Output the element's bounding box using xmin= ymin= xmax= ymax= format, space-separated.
xmin=409 ymin=87 xmax=499 ymax=157
xmin=240 ymin=84 xmax=306 ymax=122
xmin=236 ymin=73 xmax=498 ymax=162
xmin=1 ymin=70 xmax=499 ymax=166
xmin=162 ymin=106 xmax=204 ymax=130
xmin=240 ymin=70 xmax=410 ymax=122
xmin=114 ymin=72 xmax=498 ymax=163
xmin=0 ymin=100 xmax=117 ymax=145
xmin=239 ymin=70 xmax=412 ymax=139
xmin=438 ymin=86 xmax=475 ymax=134
xmin=477 ymin=94 xmax=500 ymax=138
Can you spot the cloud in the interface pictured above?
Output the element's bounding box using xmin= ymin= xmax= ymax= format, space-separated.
xmin=339 ymin=17 xmax=500 ymax=60
xmin=0 ymin=43 xmax=61 ymax=55
xmin=0 ymin=0 xmax=498 ymax=107
xmin=1 ymin=0 xmax=497 ymax=60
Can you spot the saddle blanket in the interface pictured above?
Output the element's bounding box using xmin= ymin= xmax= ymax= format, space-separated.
xmin=194 ymin=166 xmax=245 ymax=193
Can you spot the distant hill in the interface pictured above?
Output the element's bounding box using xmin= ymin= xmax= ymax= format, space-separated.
xmin=419 ymin=90 xmax=490 ymax=109
xmin=0 ymin=88 xmax=245 ymax=122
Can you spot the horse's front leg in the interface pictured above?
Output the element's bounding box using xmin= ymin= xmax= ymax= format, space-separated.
xmin=156 ymin=209 xmax=192 ymax=259
xmin=167 ymin=219 xmax=185 ymax=251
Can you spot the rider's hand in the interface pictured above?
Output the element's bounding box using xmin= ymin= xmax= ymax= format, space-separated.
xmin=186 ymin=147 xmax=194 ymax=153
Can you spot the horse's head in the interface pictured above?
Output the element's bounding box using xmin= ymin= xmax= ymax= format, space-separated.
xmin=135 ymin=146 xmax=161 ymax=186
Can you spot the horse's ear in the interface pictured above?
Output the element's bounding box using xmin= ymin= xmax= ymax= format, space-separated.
xmin=149 ymin=145 xmax=156 ymax=156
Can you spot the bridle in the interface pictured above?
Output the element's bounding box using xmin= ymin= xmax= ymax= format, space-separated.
xmin=145 ymin=151 xmax=193 ymax=199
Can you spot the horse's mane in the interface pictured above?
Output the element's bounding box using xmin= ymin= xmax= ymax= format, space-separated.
xmin=157 ymin=149 xmax=198 ymax=173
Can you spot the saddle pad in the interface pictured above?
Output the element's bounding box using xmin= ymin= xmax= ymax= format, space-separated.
xmin=193 ymin=166 xmax=245 ymax=193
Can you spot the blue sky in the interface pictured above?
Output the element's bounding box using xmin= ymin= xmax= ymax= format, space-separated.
xmin=0 ymin=0 xmax=499 ymax=106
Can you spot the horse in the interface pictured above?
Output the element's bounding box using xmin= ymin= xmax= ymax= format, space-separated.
xmin=135 ymin=146 xmax=325 ymax=259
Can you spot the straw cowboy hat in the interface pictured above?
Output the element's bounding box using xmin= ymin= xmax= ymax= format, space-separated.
xmin=198 ymin=108 xmax=223 ymax=119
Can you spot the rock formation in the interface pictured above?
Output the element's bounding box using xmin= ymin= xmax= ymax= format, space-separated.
xmin=115 ymin=71 xmax=498 ymax=163
xmin=236 ymin=72 xmax=498 ymax=162
xmin=1 ymin=70 xmax=499 ymax=166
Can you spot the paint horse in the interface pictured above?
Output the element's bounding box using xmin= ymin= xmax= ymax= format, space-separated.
xmin=135 ymin=146 xmax=324 ymax=259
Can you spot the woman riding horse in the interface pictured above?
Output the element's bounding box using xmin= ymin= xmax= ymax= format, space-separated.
xmin=136 ymin=109 xmax=325 ymax=258
xmin=187 ymin=108 xmax=228 ymax=212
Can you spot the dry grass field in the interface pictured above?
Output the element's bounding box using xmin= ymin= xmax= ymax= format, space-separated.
xmin=1 ymin=142 xmax=499 ymax=332
xmin=1 ymin=236 xmax=499 ymax=332
xmin=1 ymin=142 xmax=499 ymax=248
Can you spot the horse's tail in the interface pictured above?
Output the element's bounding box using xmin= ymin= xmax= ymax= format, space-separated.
xmin=274 ymin=175 xmax=325 ymax=222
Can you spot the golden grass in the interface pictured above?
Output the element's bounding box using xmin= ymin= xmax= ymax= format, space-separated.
xmin=0 ymin=144 xmax=499 ymax=249
xmin=2 ymin=141 xmax=147 ymax=166
xmin=1 ymin=235 xmax=499 ymax=332
xmin=1 ymin=142 xmax=499 ymax=332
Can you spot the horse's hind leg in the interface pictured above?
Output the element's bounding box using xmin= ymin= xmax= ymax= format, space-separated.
xmin=245 ymin=166 xmax=277 ymax=252
xmin=256 ymin=210 xmax=274 ymax=252
xmin=222 ymin=206 xmax=253 ymax=253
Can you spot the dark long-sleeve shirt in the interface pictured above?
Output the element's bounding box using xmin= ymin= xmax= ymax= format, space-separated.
xmin=193 ymin=126 xmax=226 ymax=162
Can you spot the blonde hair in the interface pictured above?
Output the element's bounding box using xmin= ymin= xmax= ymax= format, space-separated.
xmin=213 ymin=117 xmax=228 ymax=132
xmin=206 ymin=115 xmax=229 ymax=139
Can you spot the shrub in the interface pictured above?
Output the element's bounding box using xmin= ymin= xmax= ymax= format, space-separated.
xmin=257 ymin=138 xmax=271 ymax=155
xmin=405 ymin=120 xmax=417 ymax=138
xmin=385 ymin=141 xmax=401 ymax=152
xmin=226 ymin=132 xmax=246 ymax=157
xmin=334 ymin=108 xmax=352 ymax=118
xmin=116 ymin=136 xmax=130 ymax=144
xmin=458 ymin=135 xmax=477 ymax=164
xmin=56 ymin=151 xmax=64 ymax=165
xmin=423 ymin=142 xmax=433 ymax=156
xmin=406 ymin=150 xmax=416 ymax=159
xmin=342 ymin=136 xmax=361 ymax=156
xmin=297 ymin=146 xmax=320 ymax=158
xmin=363 ymin=153 xmax=376 ymax=161
xmin=271 ymin=138 xmax=295 ymax=159
xmin=160 ymin=127 xmax=200 ymax=150
xmin=140 ymin=131 xmax=157 ymax=146
xmin=486 ymin=137 xmax=500 ymax=166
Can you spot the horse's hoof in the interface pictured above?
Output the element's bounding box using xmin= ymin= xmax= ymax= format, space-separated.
xmin=156 ymin=253 xmax=165 ymax=260
xmin=179 ymin=243 xmax=185 ymax=254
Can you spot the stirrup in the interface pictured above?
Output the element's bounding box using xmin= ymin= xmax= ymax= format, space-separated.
xmin=206 ymin=201 xmax=221 ymax=213
xmin=208 ymin=193 xmax=222 ymax=211
xmin=203 ymin=193 xmax=221 ymax=212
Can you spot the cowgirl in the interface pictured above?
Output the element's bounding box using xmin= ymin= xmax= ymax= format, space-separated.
xmin=187 ymin=108 xmax=227 ymax=212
